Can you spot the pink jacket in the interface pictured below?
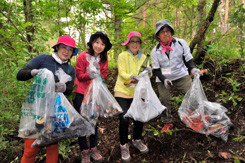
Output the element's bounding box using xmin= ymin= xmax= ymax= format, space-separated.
xmin=73 ymin=51 xmax=108 ymax=95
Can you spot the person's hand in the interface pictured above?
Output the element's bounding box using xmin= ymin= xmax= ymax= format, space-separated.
xmin=191 ymin=68 xmax=201 ymax=76
xmin=89 ymin=71 xmax=97 ymax=79
xmin=164 ymin=79 xmax=173 ymax=89
xmin=130 ymin=75 xmax=138 ymax=80
xmin=31 ymin=69 xmax=41 ymax=76
xmin=93 ymin=62 xmax=100 ymax=70
xmin=55 ymin=82 xmax=66 ymax=92
xmin=145 ymin=67 xmax=152 ymax=75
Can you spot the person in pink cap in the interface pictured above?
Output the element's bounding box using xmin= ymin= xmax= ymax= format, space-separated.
xmin=16 ymin=35 xmax=79 ymax=163
xmin=114 ymin=31 xmax=152 ymax=162
xmin=151 ymin=19 xmax=201 ymax=132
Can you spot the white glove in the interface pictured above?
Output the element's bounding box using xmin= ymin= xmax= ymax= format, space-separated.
xmin=89 ymin=71 xmax=97 ymax=79
xmin=191 ymin=68 xmax=201 ymax=76
xmin=130 ymin=75 xmax=138 ymax=80
xmin=145 ymin=67 xmax=152 ymax=75
xmin=93 ymin=62 xmax=100 ymax=70
xmin=55 ymin=82 xmax=66 ymax=92
xmin=164 ymin=79 xmax=173 ymax=89
xmin=31 ymin=69 xmax=41 ymax=76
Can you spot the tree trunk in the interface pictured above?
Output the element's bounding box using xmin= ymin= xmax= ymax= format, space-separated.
xmin=184 ymin=14 xmax=187 ymax=35
xmin=174 ymin=7 xmax=178 ymax=28
xmin=189 ymin=0 xmax=221 ymax=65
xmin=197 ymin=0 xmax=206 ymax=26
xmin=57 ymin=0 xmax=62 ymax=36
xmin=23 ymin=0 xmax=35 ymax=52
xmin=143 ymin=5 xmax=146 ymax=28
xmin=219 ymin=0 xmax=224 ymax=33
xmin=114 ymin=14 xmax=122 ymax=59
xmin=224 ymin=0 xmax=229 ymax=33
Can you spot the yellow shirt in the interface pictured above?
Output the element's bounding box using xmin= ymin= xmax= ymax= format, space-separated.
xmin=114 ymin=51 xmax=149 ymax=97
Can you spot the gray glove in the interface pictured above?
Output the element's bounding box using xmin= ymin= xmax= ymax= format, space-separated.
xmin=145 ymin=67 xmax=152 ymax=75
xmin=191 ymin=68 xmax=201 ymax=76
xmin=55 ymin=82 xmax=66 ymax=92
xmin=89 ymin=71 xmax=97 ymax=79
xmin=130 ymin=75 xmax=138 ymax=80
xmin=93 ymin=62 xmax=100 ymax=70
xmin=164 ymin=79 xmax=173 ymax=89
xmin=31 ymin=69 xmax=41 ymax=76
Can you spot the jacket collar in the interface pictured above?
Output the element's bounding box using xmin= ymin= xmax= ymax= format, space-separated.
xmin=52 ymin=52 xmax=69 ymax=64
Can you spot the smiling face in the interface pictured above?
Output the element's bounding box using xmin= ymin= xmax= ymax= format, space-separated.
xmin=56 ymin=44 xmax=73 ymax=61
xmin=157 ymin=26 xmax=172 ymax=45
xmin=127 ymin=36 xmax=141 ymax=55
xmin=92 ymin=37 xmax=106 ymax=57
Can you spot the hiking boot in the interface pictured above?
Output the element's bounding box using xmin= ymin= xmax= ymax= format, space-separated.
xmin=132 ymin=139 xmax=149 ymax=153
xmin=81 ymin=149 xmax=90 ymax=163
xmin=120 ymin=143 xmax=131 ymax=162
xmin=161 ymin=123 xmax=173 ymax=133
xmin=90 ymin=147 xmax=103 ymax=162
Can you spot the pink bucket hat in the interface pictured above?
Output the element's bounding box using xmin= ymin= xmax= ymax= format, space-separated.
xmin=52 ymin=35 xmax=79 ymax=56
xmin=121 ymin=31 xmax=146 ymax=45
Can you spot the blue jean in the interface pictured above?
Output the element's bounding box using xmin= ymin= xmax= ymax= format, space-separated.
xmin=73 ymin=93 xmax=98 ymax=150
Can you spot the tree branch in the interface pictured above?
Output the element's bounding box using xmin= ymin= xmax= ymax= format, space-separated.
xmin=189 ymin=0 xmax=220 ymax=53
xmin=0 ymin=9 xmax=29 ymax=44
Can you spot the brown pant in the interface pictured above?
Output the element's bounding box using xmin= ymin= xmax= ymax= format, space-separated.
xmin=157 ymin=75 xmax=192 ymax=123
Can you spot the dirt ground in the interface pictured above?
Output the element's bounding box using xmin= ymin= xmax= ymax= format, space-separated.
xmin=63 ymin=59 xmax=245 ymax=163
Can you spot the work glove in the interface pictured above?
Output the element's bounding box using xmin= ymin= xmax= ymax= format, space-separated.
xmin=89 ymin=71 xmax=97 ymax=79
xmin=130 ymin=75 xmax=138 ymax=80
xmin=31 ymin=69 xmax=41 ymax=76
xmin=145 ymin=67 xmax=152 ymax=75
xmin=93 ymin=62 xmax=100 ymax=70
xmin=191 ymin=68 xmax=201 ymax=76
xmin=164 ymin=79 xmax=173 ymax=90
xmin=55 ymin=82 xmax=66 ymax=93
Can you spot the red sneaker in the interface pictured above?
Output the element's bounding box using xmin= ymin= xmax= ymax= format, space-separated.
xmin=161 ymin=123 xmax=173 ymax=132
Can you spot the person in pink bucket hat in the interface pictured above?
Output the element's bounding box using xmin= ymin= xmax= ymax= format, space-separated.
xmin=16 ymin=35 xmax=79 ymax=163
xmin=114 ymin=31 xmax=152 ymax=162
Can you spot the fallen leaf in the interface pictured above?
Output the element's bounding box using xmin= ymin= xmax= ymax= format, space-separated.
xmin=219 ymin=152 xmax=232 ymax=159
xmin=98 ymin=127 xmax=106 ymax=134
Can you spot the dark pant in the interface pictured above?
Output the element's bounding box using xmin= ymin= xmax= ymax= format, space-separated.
xmin=158 ymin=75 xmax=192 ymax=123
xmin=73 ymin=93 xmax=98 ymax=150
xmin=116 ymin=97 xmax=144 ymax=145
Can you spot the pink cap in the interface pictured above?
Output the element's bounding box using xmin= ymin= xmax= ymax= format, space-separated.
xmin=122 ymin=31 xmax=145 ymax=45
xmin=52 ymin=35 xmax=79 ymax=56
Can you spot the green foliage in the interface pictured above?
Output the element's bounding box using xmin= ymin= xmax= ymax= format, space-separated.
xmin=108 ymin=57 xmax=117 ymax=68
xmin=0 ymin=0 xmax=244 ymax=161
xmin=58 ymin=139 xmax=77 ymax=159
xmin=216 ymin=91 xmax=243 ymax=107
xmin=207 ymin=42 xmax=241 ymax=62
xmin=230 ymin=4 xmax=245 ymax=58
xmin=222 ymin=74 xmax=242 ymax=92
xmin=145 ymin=124 xmax=177 ymax=137
xmin=171 ymin=94 xmax=184 ymax=108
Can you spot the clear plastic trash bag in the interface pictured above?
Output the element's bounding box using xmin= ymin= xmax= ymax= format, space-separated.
xmin=178 ymin=74 xmax=232 ymax=142
xmin=31 ymin=68 xmax=95 ymax=146
xmin=18 ymin=68 xmax=56 ymax=139
xmin=124 ymin=71 xmax=166 ymax=122
xmin=80 ymin=57 xmax=123 ymax=126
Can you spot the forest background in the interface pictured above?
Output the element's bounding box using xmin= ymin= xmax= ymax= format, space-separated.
xmin=0 ymin=0 xmax=244 ymax=162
